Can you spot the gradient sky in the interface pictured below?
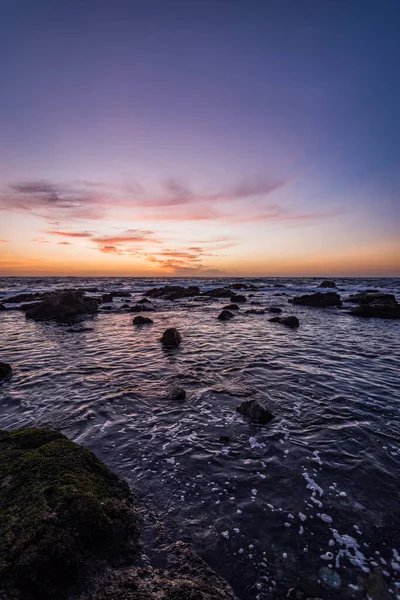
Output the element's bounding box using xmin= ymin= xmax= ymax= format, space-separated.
xmin=0 ymin=0 xmax=399 ymax=277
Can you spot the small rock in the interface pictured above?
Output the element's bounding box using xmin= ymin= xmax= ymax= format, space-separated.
xmin=223 ymin=304 xmax=240 ymax=310
xmin=0 ymin=304 xmax=6 ymax=311
xmin=168 ymin=387 xmax=186 ymax=402
xmin=133 ymin=316 xmax=153 ymax=325
xmin=0 ymin=362 xmax=12 ymax=380
xmin=161 ymin=328 xmax=182 ymax=347
xmin=236 ymin=399 xmax=274 ymax=425
xmin=130 ymin=304 xmax=155 ymax=312
xmin=319 ymin=280 xmax=336 ymax=288
xmin=245 ymin=309 xmax=265 ymax=315
xmin=292 ymin=292 xmax=341 ymax=308
xmin=218 ymin=310 xmax=234 ymax=321
xmin=101 ymin=293 xmax=113 ymax=302
xmin=269 ymin=315 xmax=299 ymax=328
xmin=138 ymin=298 xmax=150 ymax=304
xmin=230 ymin=294 xmax=246 ymax=303
xmin=268 ymin=306 xmax=282 ymax=313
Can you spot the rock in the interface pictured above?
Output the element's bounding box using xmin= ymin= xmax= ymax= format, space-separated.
xmin=112 ymin=291 xmax=131 ymax=298
xmin=351 ymin=303 xmax=400 ymax=319
xmin=167 ymin=387 xmax=186 ymax=402
xmin=236 ymin=399 xmax=274 ymax=425
xmin=222 ymin=304 xmax=240 ymax=310
xmin=67 ymin=327 xmax=94 ymax=333
xmin=161 ymin=328 xmax=182 ymax=347
xmin=145 ymin=285 xmax=200 ymax=300
xmin=24 ymin=290 xmax=99 ymax=321
xmin=292 ymin=292 xmax=341 ymax=308
xmin=245 ymin=309 xmax=265 ymax=315
xmin=319 ymin=567 xmax=341 ymax=590
xmin=3 ymin=292 xmax=44 ymax=304
xmin=0 ymin=303 xmax=6 ymax=311
xmin=318 ymin=280 xmax=336 ymax=288
xmin=231 ymin=283 xmax=258 ymax=290
xmin=346 ymin=292 xmax=396 ymax=305
xmin=204 ymin=288 xmax=233 ymax=298
xmin=102 ymin=293 xmax=113 ymax=303
xmin=0 ymin=362 xmax=12 ymax=380
xmin=133 ymin=316 xmax=153 ymax=325
xmin=138 ymin=298 xmax=150 ymax=304
xmin=230 ymin=294 xmax=246 ymax=303
xmin=269 ymin=315 xmax=300 ymax=328
xmin=0 ymin=428 xmax=141 ymax=600
xmin=130 ymin=304 xmax=155 ymax=313
xmin=218 ymin=310 xmax=235 ymax=321
xmin=268 ymin=306 xmax=282 ymax=313
xmin=102 ymin=306 xmax=112 ymax=311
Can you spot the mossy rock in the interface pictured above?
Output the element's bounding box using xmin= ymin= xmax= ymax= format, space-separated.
xmin=0 ymin=428 xmax=141 ymax=600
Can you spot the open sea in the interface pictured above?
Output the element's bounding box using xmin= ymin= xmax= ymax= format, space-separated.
xmin=0 ymin=276 xmax=399 ymax=599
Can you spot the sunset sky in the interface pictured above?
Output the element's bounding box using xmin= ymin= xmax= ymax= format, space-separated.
xmin=0 ymin=0 xmax=399 ymax=277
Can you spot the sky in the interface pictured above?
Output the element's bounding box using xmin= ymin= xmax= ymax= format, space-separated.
xmin=0 ymin=0 xmax=399 ymax=277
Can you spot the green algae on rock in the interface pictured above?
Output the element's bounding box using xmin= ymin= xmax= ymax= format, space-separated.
xmin=0 ymin=428 xmax=141 ymax=600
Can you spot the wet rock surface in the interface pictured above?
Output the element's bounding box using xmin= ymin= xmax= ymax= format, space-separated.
xmin=161 ymin=328 xmax=182 ymax=347
xmin=23 ymin=290 xmax=98 ymax=321
xmin=292 ymin=292 xmax=341 ymax=308
xmin=236 ymin=399 xmax=274 ymax=425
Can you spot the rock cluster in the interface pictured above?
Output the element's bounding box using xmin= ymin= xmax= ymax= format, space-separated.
xmin=24 ymin=290 xmax=99 ymax=321
xmin=292 ymin=292 xmax=341 ymax=308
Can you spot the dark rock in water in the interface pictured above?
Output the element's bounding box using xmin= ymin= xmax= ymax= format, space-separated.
xmin=24 ymin=290 xmax=99 ymax=321
xmin=102 ymin=293 xmax=113 ymax=303
xmin=204 ymin=288 xmax=232 ymax=298
xmin=347 ymin=291 xmax=396 ymax=305
xmin=292 ymin=292 xmax=341 ymax=308
xmin=0 ymin=362 xmax=12 ymax=380
xmin=319 ymin=280 xmax=336 ymax=288
xmin=161 ymin=328 xmax=182 ymax=346
xmin=133 ymin=316 xmax=153 ymax=325
xmin=269 ymin=316 xmax=300 ymax=328
xmin=218 ymin=310 xmax=234 ymax=321
xmin=236 ymin=399 xmax=274 ymax=425
xmin=138 ymin=298 xmax=150 ymax=304
xmin=78 ymin=541 xmax=238 ymax=600
xmin=4 ymin=292 xmax=44 ymax=304
xmin=230 ymin=294 xmax=246 ymax=303
xmin=268 ymin=306 xmax=282 ymax=313
xmin=145 ymin=285 xmax=200 ymax=300
xmin=112 ymin=291 xmax=131 ymax=298
xmin=130 ymin=304 xmax=155 ymax=313
xmin=0 ymin=428 xmax=141 ymax=600
xmin=67 ymin=327 xmax=94 ymax=333
xmin=0 ymin=303 xmax=6 ymax=311
xmin=121 ymin=303 xmax=130 ymax=309
xmin=168 ymin=387 xmax=186 ymax=402
xmin=245 ymin=309 xmax=265 ymax=315
xmin=351 ymin=303 xmax=400 ymax=320
xmin=223 ymin=304 xmax=240 ymax=310
xmin=231 ymin=283 xmax=258 ymax=290
xmin=102 ymin=306 xmax=112 ymax=311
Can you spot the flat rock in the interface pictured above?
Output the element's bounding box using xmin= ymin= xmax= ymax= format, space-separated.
xmin=292 ymin=292 xmax=341 ymax=308
xmin=268 ymin=306 xmax=282 ymax=313
xmin=222 ymin=304 xmax=240 ymax=310
xmin=236 ymin=399 xmax=274 ymax=425
xmin=161 ymin=328 xmax=182 ymax=346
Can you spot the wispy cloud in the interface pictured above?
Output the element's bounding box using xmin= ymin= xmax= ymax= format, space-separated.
xmin=57 ymin=241 xmax=72 ymax=245
xmin=0 ymin=239 xmax=9 ymax=242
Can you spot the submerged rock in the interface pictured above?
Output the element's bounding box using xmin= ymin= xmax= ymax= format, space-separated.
xmin=161 ymin=328 xmax=182 ymax=347
xmin=133 ymin=316 xmax=153 ymax=325
xmin=24 ymin=290 xmax=98 ymax=321
xmin=0 ymin=303 xmax=6 ymax=311
xmin=236 ymin=399 xmax=274 ymax=425
xmin=223 ymin=304 xmax=240 ymax=310
xmin=0 ymin=428 xmax=140 ymax=600
xmin=292 ymin=292 xmax=341 ymax=308
xmin=0 ymin=362 xmax=12 ymax=380
xmin=204 ymin=288 xmax=233 ymax=298
xmin=351 ymin=303 xmax=400 ymax=319
xmin=230 ymin=294 xmax=246 ymax=303
xmin=101 ymin=293 xmax=113 ymax=303
xmin=168 ymin=387 xmax=186 ymax=402
xmin=145 ymin=285 xmax=200 ymax=300
xmin=346 ymin=291 xmax=396 ymax=305
xmin=130 ymin=304 xmax=155 ymax=313
xmin=318 ymin=280 xmax=336 ymax=288
xmin=4 ymin=292 xmax=44 ymax=304
xmin=245 ymin=309 xmax=266 ymax=315
xmin=268 ymin=306 xmax=282 ymax=313
xmin=269 ymin=315 xmax=300 ymax=328
xmin=218 ymin=310 xmax=235 ymax=321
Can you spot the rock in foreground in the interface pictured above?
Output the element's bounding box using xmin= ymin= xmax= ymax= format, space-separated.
xmin=0 ymin=428 xmax=140 ymax=600
xmin=0 ymin=362 xmax=12 ymax=380
xmin=133 ymin=316 xmax=153 ymax=325
xmin=161 ymin=328 xmax=182 ymax=347
xmin=24 ymin=290 xmax=98 ymax=321
xmin=218 ymin=310 xmax=235 ymax=321
xmin=269 ymin=315 xmax=300 ymax=328
xmin=236 ymin=399 xmax=274 ymax=425
xmin=292 ymin=292 xmax=341 ymax=308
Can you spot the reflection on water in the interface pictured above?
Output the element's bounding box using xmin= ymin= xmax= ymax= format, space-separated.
xmin=1 ymin=277 xmax=400 ymax=599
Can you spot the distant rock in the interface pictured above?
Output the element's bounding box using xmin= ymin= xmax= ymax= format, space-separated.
xmin=223 ymin=304 xmax=240 ymax=310
xmin=0 ymin=304 xmax=6 ymax=311
xmin=102 ymin=293 xmax=113 ymax=302
xmin=167 ymin=387 xmax=186 ymax=402
xmin=204 ymin=288 xmax=233 ymax=298
xmin=133 ymin=315 xmax=153 ymax=325
xmin=130 ymin=304 xmax=155 ymax=312
xmin=112 ymin=291 xmax=131 ymax=298
xmin=319 ymin=280 xmax=337 ymax=288
xmin=231 ymin=283 xmax=258 ymax=290
xmin=218 ymin=310 xmax=235 ymax=321
xmin=0 ymin=362 xmax=12 ymax=380
xmin=269 ymin=315 xmax=299 ymax=328
xmin=138 ymin=298 xmax=150 ymax=304
xmin=346 ymin=291 xmax=396 ymax=305
xmin=4 ymin=292 xmax=44 ymax=304
xmin=292 ymin=292 xmax=341 ymax=308
xmin=145 ymin=285 xmax=200 ymax=300
xmin=236 ymin=399 xmax=274 ymax=425
xmin=245 ymin=309 xmax=266 ymax=315
xmin=161 ymin=328 xmax=182 ymax=346
xmin=230 ymin=294 xmax=246 ymax=303
xmin=268 ymin=306 xmax=282 ymax=313
xmin=24 ymin=290 xmax=98 ymax=321
xmin=66 ymin=327 xmax=94 ymax=333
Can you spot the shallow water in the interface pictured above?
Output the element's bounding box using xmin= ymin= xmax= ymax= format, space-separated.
xmin=1 ymin=277 xmax=400 ymax=599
